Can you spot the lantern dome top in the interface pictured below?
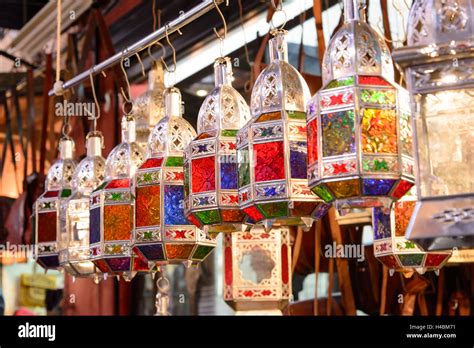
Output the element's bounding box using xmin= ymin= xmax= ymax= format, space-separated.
xmin=322 ymin=0 xmax=394 ymax=85
xmin=105 ymin=116 xmax=145 ymax=179
xmin=407 ymin=0 xmax=473 ymax=47
xmin=197 ymin=57 xmax=250 ymax=134
xmin=72 ymin=132 xmax=106 ymax=194
xmin=46 ymin=138 xmax=77 ymax=191
xmin=132 ymin=61 xmax=165 ymax=145
xmin=148 ymin=87 xmax=196 ymax=157
xmin=250 ymin=29 xmax=310 ymax=116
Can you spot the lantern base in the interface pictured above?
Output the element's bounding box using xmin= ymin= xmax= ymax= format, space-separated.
xmin=406 ymin=195 xmax=474 ymax=251
xmin=226 ymin=300 xmax=288 ymax=314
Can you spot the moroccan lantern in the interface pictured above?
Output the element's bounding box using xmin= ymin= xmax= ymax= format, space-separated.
xmin=89 ymin=115 xmax=148 ymax=277
xmin=133 ymin=87 xmax=216 ymax=265
xmin=59 ymin=132 xmax=105 ymax=277
xmin=373 ymin=189 xmax=451 ymax=277
xmin=184 ymin=57 xmax=251 ymax=233
xmin=306 ymin=0 xmax=415 ymax=212
xmin=393 ymin=0 xmax=474 ymax=250
xmin=237 ymin=28 xmax=330 ymax=231
xmin=223 ymin=226 xmax=292 ymax=315
xmin=34 ymin=137 xmax=77 ymax=270
xmin=132 ymin=61 xmax=165 ymax=147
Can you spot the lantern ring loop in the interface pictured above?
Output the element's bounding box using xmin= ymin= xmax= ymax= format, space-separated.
xmin=157 ymin=276 xmax=170 ymax=292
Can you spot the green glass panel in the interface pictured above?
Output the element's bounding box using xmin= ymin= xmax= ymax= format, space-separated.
xmin=183 ymin=163 xmax=190 ymax=197
xmin=165 ymin=157 xmax=184 ymax=167
xmin=360 ymin=89 xmax=396 ymax=105
xmin=238 ymin=147 xmax=250 ymax=187
xmin=312 ymin=185 xmax=333 ymax=203
xmin=287 ymin=110 xmax=307 ymax=120
xmin=259 ymin=202 xmax=288 ymax=218
xmin=60 ymin=189 xmax=72 ymax=198
xmin=325 ymin=76 xmax=355 ymax=90
xmin=398 ymin=254 xmax=424 ymax=267
xmin=110 ymin=192 xmax=122 ymax=201
xmin=143 ymin=173 xmax=153 ymax=182
xmin=192 ymin=245 xmax=215 ymax=260
xmin=195 ymin=210 xmax=220 ymax=224
xmin=221 ymin=129 xmax=238 ymax=137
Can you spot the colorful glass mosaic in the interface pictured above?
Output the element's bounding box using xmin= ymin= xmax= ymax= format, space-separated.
xmin=372 ymin=192 xmax=451 ymax=276
xmin=237 ymin=29 xmax=330 ymax=230
xmin=134 ymin=87 xmax=216 ymax=265
xmin=306 ymin=1 xmax=414 ymax=210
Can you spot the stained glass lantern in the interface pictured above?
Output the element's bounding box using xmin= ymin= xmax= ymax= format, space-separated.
xmin=132 ymin=61 xmax=165 ymax=147
xmin=89 ymin=116 xmax=148 ymax=277
xmin=306 ymin=0 xmax=415 ymax=212
xmin=373 ymin=190 xmax=451 ymax=277
xmin=393 ymin=0 xmax=474 ymax=250
xmin=134 ymin=87 xmax=217 ymax=265
xmin=223 ymin=226 xmax=291 ymax=315
xmin=59 ymin=132 xmax=105 ymax=277
xmin=237 ymin=29 xmax=330 ymax=231
xmin=34 ymin=138 xmax=76 ymax=270
xmin=184 ymin=57 xmax=251 ymax=233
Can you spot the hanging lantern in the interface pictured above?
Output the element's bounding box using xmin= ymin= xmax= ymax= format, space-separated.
xmin=59 ymin=132 xmax=106 ymax=277
xmin=306 ymin=0 xmax=415 ymax=212
xmin=34 ymin=138 xmax=77 ymax=270
xmin=223 ymin=226 xmax=291 ymax=315
xmin=89 ymin=116 xmax=148 ymax=277
xmin=133 ymin=87 xmax=216 ymax=265
xmin=184 ymin=57 xmax=251 ymax=233
xmin=373 ymin=189 xmax=451 ymax=277
xmin=237 ymin=29 xmax=330 ymax=231
xmin=132 ymin=61 xmax=165 ymax=147
xmin=393 ymin=0 xmax=474 ymax=250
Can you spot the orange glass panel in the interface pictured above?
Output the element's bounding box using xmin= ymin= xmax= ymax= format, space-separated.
xmin=104 ymin=205 xmax=132 ymax=241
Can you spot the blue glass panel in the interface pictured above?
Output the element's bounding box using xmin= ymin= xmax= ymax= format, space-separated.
xmin=38 ymin=256 xmax=59 ymax=268
xmin=373 ymin=207 xmax=391 ymax=240
xmin=220 ymin=156 xmax=238 ymax=189
xmin=89 ymin=207 xmax=101 ymax=244
xmin=363 ymin=179 xmax=395 ymax=196
xmin=164 ymin=185 xmax=188 ymax=225
xmin=290 ymin=141 xmax=308 ymax=179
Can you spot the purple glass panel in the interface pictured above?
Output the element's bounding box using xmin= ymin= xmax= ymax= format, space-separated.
xmin=373 ymin=207 xmax=391 ymax=240
xmin=164 ymin=185 xmax=188 ymax=225
xmin=38 ymin=256 xmax=59 ymax=268
xmin=220 ymin=157 xmax=238 ymax=189
xmin=89 ymin=207 xmax=101 ymax=244
xmin=137 ymin=244 xmax=165 ymax=261
xmin=106 ymin=257 xmax=131 ymax=272
xmin=290 ymin=141 xmax=308 ymax=179
xmin=363 ymin=179 xmax=395 ymax=196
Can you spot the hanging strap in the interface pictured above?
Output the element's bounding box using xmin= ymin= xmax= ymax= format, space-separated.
xmin=313 ymin=0 xmax=326 ymax=68
xmin=39 ymin=53 xmax=53 ymax=176
xmin=326 ymin=256 xmax=334 ymax=316
xmin=12 ymin=88 xmax=27 ymax=160
xmin=379 ymin=266 xmax=388 ymax=315
xmin=313 ymin=220 xmax=321 ymax=316
xmin=380 ymin=0 xmax=393 ymax=51
xmin=26 ymin=68 xmax=36 ymax=174
xmin=0 ymin=92 xmax=19 ymax=189
xmin=435 ymin=268 xmax=445 ymax=315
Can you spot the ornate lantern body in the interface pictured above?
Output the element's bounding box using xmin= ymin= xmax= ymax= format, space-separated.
xmin=89 ymin=116 xmax=148 ymax=275
xmin=223 ymin=226 xmax=291 ymax=314
xmin=34 ymin=138 xmax=76 ymax=270
xmin=393 ymin=0 xmax=474 ymax=250
xmin=373 ymin=190 xmax=451 ymax=276
xmin=184 ymin=57 xmax=251 ymax=233
xmin=237 ymin=29 xmax=330 ymax=231
xmin=306 ymin=0 xmax=415 ymax=212
xmin=59 ymin=132 xmax=106 ymax=277
xmin=133 ymin=62 xmax=165 ymax=147
xmin=134 ymin=87 xmax=216 ymax=265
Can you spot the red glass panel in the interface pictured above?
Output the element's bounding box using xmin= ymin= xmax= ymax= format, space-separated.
xmin=187 ymin=213 xmax=202 ymax=228
xmin=191 ymin=156 xmax=216 ymax=193
xmin=43 ymin=190 xmax=59 ymax=198
xmin=133 ymin=255 xmax=150 ymax=271
xmin=307 ymin=118 xmax=318 ymax=164
xmin=243 ymin=206 xmax=264 ymax=221
xmin=281 ymin=244 xmax=289 ymax=284
xmin=377 ymin=254 xmax=399 ymax=268
xmin=106 ymin=179 xmax=130 ymax=189
xmin=254 ymin=141 xmax=285 ymax=182
xmin=224 ymin=245 xmax=232 ymax=286
xmin=391 ymin=179 xmax=414 ymax=199
xmin=135 ymin=185 xmax=161 ymax=227
xmin=320 ymin=91 xmax=353 ymax=108
xmin=425 ymin=253 xmax=450 ymax=267
xmin=140 ymin=158 xmax=163 ymax=169
xmin=104 ymin=205 xmax=132 ymax=241
xmin=93 ymin=259 xmax=110 ymax=273
xmin=37 ymin=211 xmax=57 ymax=242
xmin=359 ymin=75 xmax=391 ymax=86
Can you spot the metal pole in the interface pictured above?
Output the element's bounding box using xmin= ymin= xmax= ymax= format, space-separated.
xmin=48 ymin=0 xmax=222 ymax=96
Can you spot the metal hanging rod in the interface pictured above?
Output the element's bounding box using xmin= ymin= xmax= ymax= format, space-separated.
xmin=48 ymin=0 xmax=223 ymax=96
